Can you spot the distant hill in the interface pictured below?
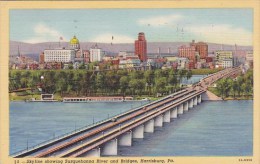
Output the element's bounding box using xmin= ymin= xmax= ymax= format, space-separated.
xmin=10 ymin=41 xmax=253 ymax=60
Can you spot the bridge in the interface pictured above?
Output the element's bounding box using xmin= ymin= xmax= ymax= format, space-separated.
xmin=12 ymin=67 xmax=241 ymax=158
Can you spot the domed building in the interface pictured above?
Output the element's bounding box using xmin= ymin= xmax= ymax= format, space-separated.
xmin=69 ymin=35 xmax=80 ymax=50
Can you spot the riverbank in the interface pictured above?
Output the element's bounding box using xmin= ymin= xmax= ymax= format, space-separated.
xmin=224 ymin=96 xmax=253 ymax=100
xmin=208 ymin=87 xmax=253 ymax=100
xmin=9 ymin=92 xmax=161 ymax=102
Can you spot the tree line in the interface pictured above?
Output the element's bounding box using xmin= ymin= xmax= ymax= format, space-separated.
xmin=215 ymin=69 xmax=253 ymax=99
xmin=9 ymin=69 xmax=193 ymax=98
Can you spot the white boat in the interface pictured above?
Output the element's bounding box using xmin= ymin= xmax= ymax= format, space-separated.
xmin=63 ymin=96 xmax=132 ymax=103
xmin=27 ymin=94 xmax=58 ymax=102
xmin=62 ymin=96 xmax=149 ymax=103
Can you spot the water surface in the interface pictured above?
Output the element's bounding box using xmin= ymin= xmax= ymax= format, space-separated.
xmin=10 ymin=100 xmax=253 ymax=156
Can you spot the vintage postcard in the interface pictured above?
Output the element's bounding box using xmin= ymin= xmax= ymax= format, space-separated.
xmin=0 ymin=1 xmax=259 ymax=164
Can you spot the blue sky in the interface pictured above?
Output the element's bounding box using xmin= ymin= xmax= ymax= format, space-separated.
xmin=10 ymin=9 xmax=253 ymax=46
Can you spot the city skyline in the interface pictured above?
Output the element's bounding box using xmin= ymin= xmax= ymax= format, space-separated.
xmin=10 ymin=9 xmax=253 ymax=46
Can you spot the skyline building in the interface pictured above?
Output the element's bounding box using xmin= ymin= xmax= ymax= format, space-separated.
xmin=42 ymin=36 xmax=79 ymax=63
xmin=90 ymin=44 xmax=104 ymax=62
xmin=215 ymin=50 xmax=233 ymax=68
xmin=44 ymin=49 xmax=76 ymax=63
xmin=69 ymin=35 xmax=80 ymax=50
xmin=135 ymin=32 xmax=147 ymax=62
xmin=190 ymin=40 xmax=208 ymax=59
xmin=178 ymin=45 xmax=196 ymax=62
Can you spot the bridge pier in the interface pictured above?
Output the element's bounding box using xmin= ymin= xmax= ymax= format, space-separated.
xmin=177 ymin=104 xmax=184 ymax=115
xmin=85 ymin=147 xmax=101 ymax=157
xmin=189 ymin=99 xmax=194 ymax=108
xmin=144 ymin=119 xmax=154 ymax=133
xmin=197 ymin=95 xmax=201 ymax=104
xmin=154 ymin=114 xmax=163 ymax=127
xmin=133 ymin=125 xmax=144 ymax=138
xmin=118 ymin=131 xmax=132 ymax=146
xmin=163 ymin=110 xmax=171 ymax=122
xmin=193 ymin=96 xmax=198 ymax=106
xmin=101 ymin=139 xmax=117 ymax=156
xmin=184 ymin=101 xmax=189 ymax=112
xmin=170 ymin=107 xmax=178 ymax=118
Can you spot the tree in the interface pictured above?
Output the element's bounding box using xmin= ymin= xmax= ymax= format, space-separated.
xmin=245 ymin=69 xmax=253 ymax=86
xmin=231 ymin=80 xmax=238 ymax=98
xmin=155 ymin=77 xmax=167 ymax=95
xmin=78 ymin=63 xmax=86 ymax=69
xmin=154 ymin=69 xmax=163 ymax=78
xmin=54 ymin=71 xmax=68 ymax=96
xmin=178 ymin=69 xmax=187 ymax=84
xmin=105 ymin=71 xmax=119 ymax=94
xmin=68 ymin=64 xmax=74 ymax=69
xmin=56 ymin=78 xmax=67 ymax=97
xmin=73 ymin=72 xmax=84 ymax=96
xmin=119 ymin=76 xmax=129 ymax=96
xmin=117 ymin=69 xmax=128 ymax=76
xmin=186 ymin=70 xmax=192 ymax=80
xmin=242 ymin=81 xmax=252 ymax=98
xmin=20 ymin=71 xmax=31 ymax=88
xmin=129 ymin=70 xmax=143 ymax=80
xmin=129 ymin=79 xmax=139 ymax=96
xmin=10 ymin=71 xmax=22 ymax=90
xmin=216 ymin=79 xmax=226 ymax=99
xmin=136 ymin=79 xmax=146 ymax=96
xmin=236 ymin=76 xmax=244 ymax=97
xmin=168 ymin=74 xmax=178 ymax=91
xmin=225 ymin=78 xmax=233 ymax=97
xmin=82 ymin=71 xmax=92 ymax=96
xmin=96 ymin=73 xmax=106 ymax=95
xmin=144 ymin=70 xmax=154 ymax=95
xmin=61 ymin=71 xmax=74 ymax=95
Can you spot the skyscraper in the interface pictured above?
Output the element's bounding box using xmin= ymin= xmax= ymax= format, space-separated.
xmin=135 ymin=32 xmax=147 ymax=62
xmin=195 ymin=42 xmax=208 ymax=59
xmin=190 ymin=40 xmax=208 ymax=59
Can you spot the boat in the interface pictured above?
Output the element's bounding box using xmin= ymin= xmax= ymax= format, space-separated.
xmin=123 ymin=97 xmax=150 ymax=102
xmin=27 ymin=94 xmax=58 ymax=102
xmin=62 ymin=96 xmax=149 ymax=103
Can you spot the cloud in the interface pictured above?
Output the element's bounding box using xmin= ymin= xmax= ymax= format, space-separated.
xmin=90 ymin=33 xmax=135 ymax=43
xmin=189 ymin=24 xmax=252 ymax=46
xmin=138 ymin=14 xmax=183 ymax=27
xmin=24 ymin=23 xmax=66 ymax=43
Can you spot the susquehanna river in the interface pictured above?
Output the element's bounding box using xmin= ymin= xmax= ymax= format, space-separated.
xmin=10 ymin=100 xmax=252 ymax=156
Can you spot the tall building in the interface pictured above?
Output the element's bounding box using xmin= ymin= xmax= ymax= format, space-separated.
xmin=245 ymin=51 xmax=253 ymax=68
xmin=90 ymin=44 xmax=104 ymax=62
xmin=83 ymin=50 xmax=90 ymax=63
xmin=190 ymin=40 xmax=208 ymax=59
xmin=195 ymin=42 xmax=208 ymax=59
xmin=178 ymin=45 xmax=196 ymax=62
xmin=39 ymin=52 xmax=45 ymax=64
xmin=215 ymin=51 xmax=233 ymax=68
xmin=135 ymin=32 xmax=147 ymax=62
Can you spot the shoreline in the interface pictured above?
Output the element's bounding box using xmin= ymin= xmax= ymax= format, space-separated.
xmin=9 ymin=97 xmax=253 ymax=102
xmin=223 ymin=97 xmax=253 ymax=101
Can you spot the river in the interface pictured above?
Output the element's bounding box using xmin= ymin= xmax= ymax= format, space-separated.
xmin=10 ymin=100 xmax=252 ymax=156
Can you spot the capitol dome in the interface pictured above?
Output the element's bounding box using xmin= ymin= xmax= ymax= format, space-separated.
xmin=69 ymin=35 xmax=80 ymax=50
xmin=70 ymin=35 xmax=79 ymax=44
